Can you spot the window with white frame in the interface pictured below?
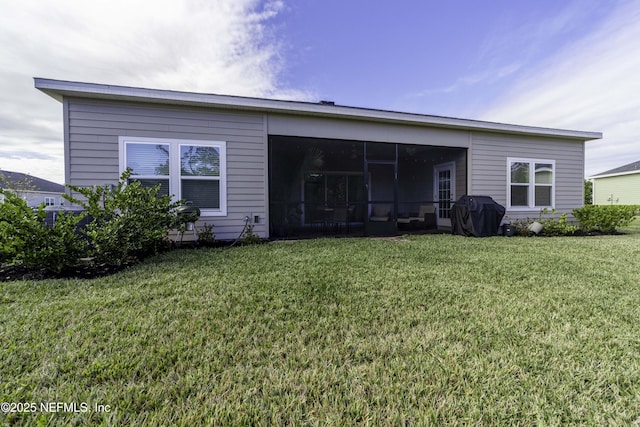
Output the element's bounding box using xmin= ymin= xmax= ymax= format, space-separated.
xmin=119 ymin=137 xmax=227 ymax=216
xmin=507 ymin=158 xmax=555 ymax=209
xmin=44 ymin=196 xmax=56 ymax=206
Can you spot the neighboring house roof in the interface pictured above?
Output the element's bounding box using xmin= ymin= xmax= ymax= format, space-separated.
xmin=34 ymin=77 xmax=602 ymax=142
xmin=0 ymin=170 xmax=65 ymax=193
xmin=590 ymin=160 xmax=640 ymax=179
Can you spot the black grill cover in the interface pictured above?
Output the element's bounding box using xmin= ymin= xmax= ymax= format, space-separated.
xmin=451 ymin=195 xmax=505 ymax=237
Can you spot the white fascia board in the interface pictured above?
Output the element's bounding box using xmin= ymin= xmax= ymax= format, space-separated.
xmin=589 ymin=170 xmax=640 ymax=179
xmin=35 ymin=77 xmax=602 ymax=141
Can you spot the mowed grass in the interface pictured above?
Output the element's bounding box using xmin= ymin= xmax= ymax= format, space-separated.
xmin=2 ymin=225 xmax=640 ymax=425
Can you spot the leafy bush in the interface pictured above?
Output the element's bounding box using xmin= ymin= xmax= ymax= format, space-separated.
xmin=197 ymin=223 xmax=216 ymax=247
xmin=0 ymin=189 xmax=86 ymax=272
xmin=572 ymin=205 xmax=638 ymax=233
xmin=508 ymin=210 xmax=580 ymax=237
xmin=538 ymin=208 xmax=579 ymax=236
xmin=242 ymin=224 xmax=261 ymax=245
xmin=64 ymin=169 xmax=181 ymax=265
xmin=0 ymin=189 xmax=26 ymax=262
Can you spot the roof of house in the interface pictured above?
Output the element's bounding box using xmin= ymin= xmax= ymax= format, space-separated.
xmin=34 ymin=77 xmax=603 ymax=142
xmin=0 ymin=170 xmax=65 ymax=193
xmin=590 ymin=160 xmax=640 ymax=179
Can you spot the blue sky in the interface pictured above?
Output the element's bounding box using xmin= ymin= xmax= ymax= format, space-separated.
xmin=0 ymin=0 xmax=638 ymax=183
xmin=274 ymin=1 xmax=617 ymax=115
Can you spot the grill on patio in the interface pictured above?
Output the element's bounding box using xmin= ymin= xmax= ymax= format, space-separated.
xmin=451 ymin=195 xmax=505 ymax=237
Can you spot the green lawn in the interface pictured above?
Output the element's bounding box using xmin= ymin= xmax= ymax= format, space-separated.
xmin=2 ymin=225 xmax=640 ymax=425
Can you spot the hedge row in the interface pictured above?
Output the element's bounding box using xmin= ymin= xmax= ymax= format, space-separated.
xmin=572 ymin=204 xmax=639 ymax=233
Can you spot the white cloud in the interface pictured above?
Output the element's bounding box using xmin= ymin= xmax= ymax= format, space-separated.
xmin=412 ymin=63 xmax=524 ymax=98
xmin=477 ymin=1 xmax=600 ymax=65
xmin=0 ymin=0 xmax=312 ymax=183
xmin=480 ymin=0 xmax=640 ymax=176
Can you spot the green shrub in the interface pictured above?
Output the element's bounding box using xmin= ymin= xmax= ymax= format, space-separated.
xmin=197 ymin=223 xmax=216 ymax=246
xmin=64 ymin=169 xmax=181 ymax=265
xmin=538 ymin=208 xmax=579 ymax=236
xmin=242 ymin=224 xmax=261 ymax=245
xmin=0 ymin=189 xmax=86 ymax=272
xmin=573 ymin=205 xmax=638 ymax=233
xmin=0 ymin=189 xmax=26 ymax=262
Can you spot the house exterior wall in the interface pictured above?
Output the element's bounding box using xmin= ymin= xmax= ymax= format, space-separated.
xmin=0 ymin=190 xmax=64 ymax=208
xmin=64 ymin=97 xmax=588 ymax=238
xmin=592 ymin=174 xmax=640 ymax=205
xmin=65 ymin=98 xmax=268 ymax=240
xmin=469 ymin=132 xmax=585 ymax=221
xmin=23 ymin=191 xmax=64 ymax=208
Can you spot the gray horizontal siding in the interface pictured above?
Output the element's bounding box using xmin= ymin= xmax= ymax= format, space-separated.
xmin=66 ymin=98 xmax=268 ymax=240
xmin=70 ymin=123 xmax=264 ymax=139
xmin=470 ymin=132 xmax=585 ymax=220
xmin=268 ymin=114 xmax=471 ymax=148
xmin=71 ymin=102 xmax=261 ymax=124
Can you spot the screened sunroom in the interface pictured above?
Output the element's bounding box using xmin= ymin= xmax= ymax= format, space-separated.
xmin=269 ymin=135 xmax=467 ymax=238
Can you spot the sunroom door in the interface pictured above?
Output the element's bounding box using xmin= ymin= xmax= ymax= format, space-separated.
xmin=434 ymin=162 xmax=455 ymax=228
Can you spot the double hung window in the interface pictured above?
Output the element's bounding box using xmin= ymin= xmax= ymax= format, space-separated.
xmin=120 ymin=137 xmax=227 ymax=216
xmin=507 ymin=158 xmax=554 ymax=209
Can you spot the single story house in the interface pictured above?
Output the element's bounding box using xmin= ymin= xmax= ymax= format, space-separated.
xmin=0 ymin=170 xmax=66 ymax=208
xmin=35 ymin=78 xmax=602 ymax=240
xmin=589 ymin=160 xmax=640 ymax=205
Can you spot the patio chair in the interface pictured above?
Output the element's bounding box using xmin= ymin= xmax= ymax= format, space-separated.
xmin=420 ymin=205 xmax=437 ymax=229
xmin=370 ymin=205 xmax=391 ymax=222
xmin=397 ymin=205 xmax=436 ymax=229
